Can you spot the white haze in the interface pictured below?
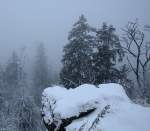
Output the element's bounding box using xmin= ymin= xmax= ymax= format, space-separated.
xmin=0 ymin=0 xmax=149 ymax=71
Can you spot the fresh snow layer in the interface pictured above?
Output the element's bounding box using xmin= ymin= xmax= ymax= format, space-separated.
xmin=42 ymin=83 xmax=150 ymax=131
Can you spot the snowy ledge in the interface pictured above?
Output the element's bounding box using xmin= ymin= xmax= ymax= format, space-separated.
xmin=41 ymin=83 xmax=150 ymax=131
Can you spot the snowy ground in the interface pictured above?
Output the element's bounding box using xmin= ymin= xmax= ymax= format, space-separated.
xmin=42 ymin=83 xmax=150 ymax=131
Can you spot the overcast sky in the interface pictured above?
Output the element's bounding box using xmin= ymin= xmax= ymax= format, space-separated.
xmin=0 ymin=0 xmax=150 ymax=70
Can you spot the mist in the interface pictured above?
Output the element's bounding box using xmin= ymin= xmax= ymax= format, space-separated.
xmin=0 ymin=0 xmax=149 ymax=71
xmin=0 ymin=1 xmax=150 ymax=131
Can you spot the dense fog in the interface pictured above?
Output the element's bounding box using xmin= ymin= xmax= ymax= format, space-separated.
xmin=0 ymin=0 xmax=150 ymax=131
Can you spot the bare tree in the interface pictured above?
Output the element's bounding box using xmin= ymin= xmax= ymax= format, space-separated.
xmin=122 ymin=21 xmax=150 ymax=98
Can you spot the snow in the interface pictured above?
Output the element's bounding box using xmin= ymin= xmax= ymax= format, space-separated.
xmin=42 ymin=83 xmax=150 ymax=131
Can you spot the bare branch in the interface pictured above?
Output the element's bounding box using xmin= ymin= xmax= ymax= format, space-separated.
xmin=127 ymin=57 xmax=136 ymax=74
xmin=63 ymin=77 xmax=78 ymax=87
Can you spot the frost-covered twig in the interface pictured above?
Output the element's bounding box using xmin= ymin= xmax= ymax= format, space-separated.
xmin=88 ymin=105 xmax=110 ymax=131
xmin=78 ymin=122 xmax=87 ymax=131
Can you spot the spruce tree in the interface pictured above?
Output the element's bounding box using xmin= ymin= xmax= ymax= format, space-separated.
xmin=33 ymin=43 xmax=50 ymax=104
xmin=4 ymin=51 xmax=23 ymax=95
xmin=60 ymin=15 xmax=94 ymax=88
xmin=92 ymin=23 xmax=124 ymax=84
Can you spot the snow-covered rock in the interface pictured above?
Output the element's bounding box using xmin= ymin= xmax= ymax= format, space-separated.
xmin=41 ymin=83 xmax=150 ymax=131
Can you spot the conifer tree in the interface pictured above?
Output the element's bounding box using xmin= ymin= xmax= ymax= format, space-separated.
xmin=33 ymin=43 xmax=50 ymax=104
xmin=60 ymin=15 xmax=94 ymax=88
xmin=4 ymin=51 xmax=23 ymax=96
xmin=92 ymin=23 xmax=124 ymax=84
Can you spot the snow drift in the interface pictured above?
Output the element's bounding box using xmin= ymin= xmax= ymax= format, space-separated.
xmin=41 ymin=83 xmax=150 ymax=131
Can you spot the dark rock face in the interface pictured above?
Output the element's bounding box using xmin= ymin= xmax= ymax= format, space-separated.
xmin=43 ymin=108 xmax=96 ymax=131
